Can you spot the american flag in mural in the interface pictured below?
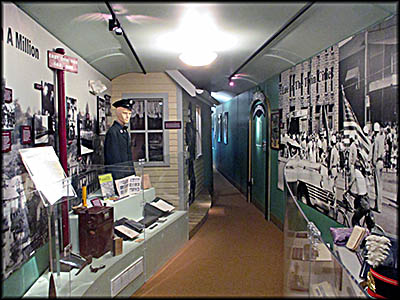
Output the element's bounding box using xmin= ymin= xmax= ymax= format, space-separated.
xmin=341 ymin=85 xmax=371 ymax=164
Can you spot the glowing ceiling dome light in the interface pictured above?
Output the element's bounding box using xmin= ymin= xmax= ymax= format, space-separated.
xmin=179 ymin=51 xmax=217 ymax=66
xmin=157 ymin=8 xmax=237 ymax=56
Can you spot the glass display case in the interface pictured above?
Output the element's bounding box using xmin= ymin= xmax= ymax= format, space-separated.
xmin=17 ymin=152 xmax=188 ymax=297
xmin=283 ymin=161 xmax=368 ymax=297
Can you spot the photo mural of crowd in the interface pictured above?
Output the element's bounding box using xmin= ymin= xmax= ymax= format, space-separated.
xmin=279 ymin=15 xmax=398 ymax=236
xmin=1 ymin=77 xmax=111 ymax=280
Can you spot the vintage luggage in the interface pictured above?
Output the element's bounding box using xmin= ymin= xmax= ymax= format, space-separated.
xmin=78 ymin=206 xmax=114 ymax=258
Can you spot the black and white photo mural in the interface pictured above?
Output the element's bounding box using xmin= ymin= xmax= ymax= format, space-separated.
xmin=278 ymin=15 xmax=398 ymax=236
xmin=1 ymin=78 xmax=52 ymax=280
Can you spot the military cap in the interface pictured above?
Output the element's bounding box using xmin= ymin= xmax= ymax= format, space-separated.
xmin=112 ymin=98 xmax=135 ymax=109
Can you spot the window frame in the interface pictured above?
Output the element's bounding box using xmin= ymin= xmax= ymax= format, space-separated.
xmin=122 ymin=93 xmax=170 ymax=167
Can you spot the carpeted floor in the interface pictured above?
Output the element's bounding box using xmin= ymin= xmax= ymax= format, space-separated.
xmin=132 ymin=169 xmax=284 ymax=297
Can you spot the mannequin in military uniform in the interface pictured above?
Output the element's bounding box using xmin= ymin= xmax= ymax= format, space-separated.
xmin=104 ymin=98 xmax=136 ymax=180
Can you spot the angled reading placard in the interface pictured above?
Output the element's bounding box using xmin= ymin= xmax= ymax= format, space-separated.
xmin=19 ymin=146 xmax=76 ymax=206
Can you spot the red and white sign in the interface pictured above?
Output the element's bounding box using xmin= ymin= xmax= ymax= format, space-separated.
xmin=48 ymin=51 xmax=78 ymax=73
xmin=2 ymin=131 xmax=12 ymax=152
xmin=21 ymin=125 xmax=32 ymax=145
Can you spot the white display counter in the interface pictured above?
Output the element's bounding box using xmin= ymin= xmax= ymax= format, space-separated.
xmin=24 ymin=189 xmax=188 ymax=297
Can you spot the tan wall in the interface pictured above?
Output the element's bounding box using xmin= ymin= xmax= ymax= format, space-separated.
xmin=111 ymin=72 xmax=180 ymax=207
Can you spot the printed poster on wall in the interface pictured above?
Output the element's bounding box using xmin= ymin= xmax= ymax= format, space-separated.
xmin=277 ymin=16 xmax=398 ymax=236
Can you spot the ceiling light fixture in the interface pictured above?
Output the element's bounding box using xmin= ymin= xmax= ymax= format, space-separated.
xmin=158 ymin=8 xmax=236 ymax=67
xmin=109 ymin=18 xmax=123 ymax=35
xmin=179 ymin=51 xmax=217 ymax=67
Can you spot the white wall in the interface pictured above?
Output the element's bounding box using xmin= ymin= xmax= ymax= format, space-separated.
xmin=2 ymin=2 xmax=111 ymax=116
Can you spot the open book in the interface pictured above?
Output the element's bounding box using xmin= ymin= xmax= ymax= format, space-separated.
xmin=346 ymin=225 xmax=367 ymax=251
xmin=149 ymin=198 xmax=175 ymax=213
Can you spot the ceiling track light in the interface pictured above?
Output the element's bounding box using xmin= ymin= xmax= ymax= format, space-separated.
xmin=108 ymin=18 xmax=122 ymax=35
xmin=105 ymin=1 xmax=146 ymax=74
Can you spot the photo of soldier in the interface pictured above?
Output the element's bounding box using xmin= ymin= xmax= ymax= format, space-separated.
xmin=41 ymin=82 xmax=55 ymax=133
xmin=371 ymin=122 xmax=385 ymax=213
xmin=66 ymin=97 xmax=78 ymax=141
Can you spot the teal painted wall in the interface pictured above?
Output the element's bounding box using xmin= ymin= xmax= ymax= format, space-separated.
xmin=201 ymin=103 xmax=214 ymax=195
xmin=214 ymin=90 xmax=252 ymax=195
xmin=213 ymin=77 xmax=286 ymax=226
xmin=263 ymin=76 xmax=286 ymax=225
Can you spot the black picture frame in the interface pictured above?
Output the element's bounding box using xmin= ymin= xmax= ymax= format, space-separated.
xmin=270 ymin=111 xmax=280 ymax=150
xmin=104 ymin=94 xmax=111 ymax=116
xmin=66 ymin=97 xmax=78 ymax=141
xmin=32 ymin=114 xmax=49 ymax=146
xmin=223 ymin=112 xmax=228 ymax=145
xmin=41 ymin=82 xmax=56 ymax=134
xmin=97 ymin=96 xmax=106 ymax=135
xmin=217 ymin=113 xmax=222 ymax=143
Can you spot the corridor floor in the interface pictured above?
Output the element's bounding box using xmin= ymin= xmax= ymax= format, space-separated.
xmin=133 ymin=169 xmax=284 ymax=297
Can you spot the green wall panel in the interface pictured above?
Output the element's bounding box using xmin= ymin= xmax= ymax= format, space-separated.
xmin=263 ymin=76 xmax=286 ymax=225
xmin=213 ymin=77 xmax=287 ymax=226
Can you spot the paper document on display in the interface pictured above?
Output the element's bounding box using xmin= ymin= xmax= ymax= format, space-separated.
xmin=150 ymin=199 xmax=175 ymax=212
xmin=19 ymin=146 xmax=76 ymax=206
xmin=115 ymin=175 xmax=141 ymax=197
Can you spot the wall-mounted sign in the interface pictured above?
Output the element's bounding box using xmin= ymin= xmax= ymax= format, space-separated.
xmin=48 ymin=51 xmax=78 ymax=73
xmin=2 ymin=131 xmax=12 ymax=152
xmin=4 ymin=88 xmax=13 ymax=103
xmin=21 ymin=125 xmax=32 ymax=145
xmin=164 ymin=121 xmax=181 ymax=129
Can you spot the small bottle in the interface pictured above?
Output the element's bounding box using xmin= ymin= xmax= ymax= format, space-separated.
xmin=82 ymin=186 xmax=87 ymax=207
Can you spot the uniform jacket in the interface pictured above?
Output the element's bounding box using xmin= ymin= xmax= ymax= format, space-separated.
xmin=104 ymin=121 xmax=135 ymax=180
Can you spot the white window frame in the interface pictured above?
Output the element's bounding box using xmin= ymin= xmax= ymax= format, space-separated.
xmin=123 ymin=93 xmax=170 ymax=167
xmin=195 ymin=105 xmax=202 ymax=158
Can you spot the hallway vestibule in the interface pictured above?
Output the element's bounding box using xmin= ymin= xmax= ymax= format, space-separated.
xmin=133 ymin=168 xmax=284 ymax=297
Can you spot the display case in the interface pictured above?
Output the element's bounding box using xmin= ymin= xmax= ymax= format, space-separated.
xmin=20 ymin=152 xmax=188 ymax=297
xmin=283 ymin=161 xmax=368 ymax=297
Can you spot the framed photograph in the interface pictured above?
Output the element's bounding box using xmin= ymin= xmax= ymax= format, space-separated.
xmin=4 ymin=87 xmax=12 ymax=103
xmin=66 ymin=97 xmax=78 ymax=141
xmin=2 ymin=130 xmax=12 ymax=152
xmin=78 ymin=109 xmax=94 ymax=151
xmin=223 ymin=112 xmax=228 ymax=144
xmin=90 ymin=198 xmax=103 ymax=207
xmin=2 ymin=101 xmax=16 ymax=130
xmin=217 ymin=113 xmax=222 ymax=143
xmin=270 ymin=111 xmax=280 ymax=150
xmin=32 ymin=114 xmax=49 ymax=146
xmin=41 ymin=82 xmax=56 ymax=133
xmin=104 ymin=94 xmax=112 ymax=116
xmin=97 ymin=96 xmax=107 ymax=135
xmin=20 ymin=125 xmax=32 ymax=145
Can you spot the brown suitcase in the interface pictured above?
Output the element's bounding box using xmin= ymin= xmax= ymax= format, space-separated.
xmin=78 ymin=206 xmax=114 ymax=258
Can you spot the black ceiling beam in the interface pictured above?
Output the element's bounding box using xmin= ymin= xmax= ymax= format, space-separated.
xmin=105 ymin=1 xmax=146 ymax=74
xmin=228 ymin=2 xmax=315 ymax=82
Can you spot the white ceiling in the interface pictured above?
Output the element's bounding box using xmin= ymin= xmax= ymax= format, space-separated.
xmin=14 ymin=2 xmax=397 ymax=97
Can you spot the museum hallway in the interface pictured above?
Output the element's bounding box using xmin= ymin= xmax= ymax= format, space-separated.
xmin=132 ymin=168 xmax=284 ymax=297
